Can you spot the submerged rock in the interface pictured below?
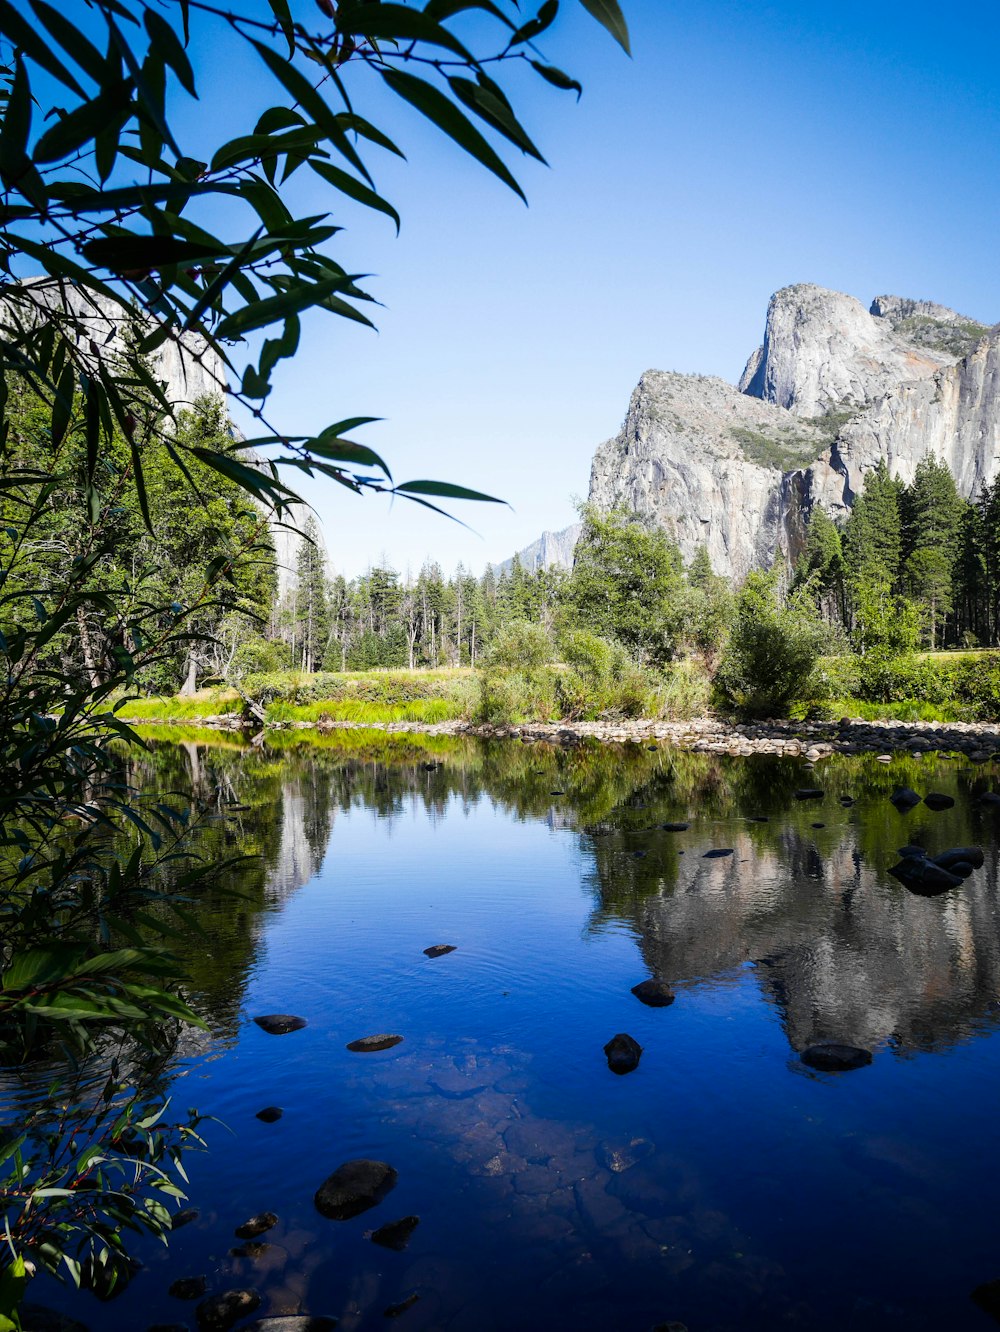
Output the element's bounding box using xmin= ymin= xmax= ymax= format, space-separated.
xmin=169 ymin=1275 xmax=207 ymax=1300
xmin=253 ymin=1015 xmax=306 ymax=1036
xmin=598 ymin=1137 xmax=654 ymax=1173
xmin=234 ymin=1212 xmax=277 ymax=1240
xmin=19 ymin=1308 xmax=91 ymax=1332
xmin=384 ymin=1294 xmax=420 ymax=1319
xmin=897 ymin=844 xmax=925 ymax=859
xmin=240 ymin=1320 xmax=339 ymax=1332
xmin=240 ymin=1321 xmax=339 ymax=1332
xmin=972 ymin=1280 xmax=1000 ymax=1322
xmin=604 ymin=1033 xmax=643 ymax=1075
xmin=923 ymin=792 xmax=955 ymax=811
xmin=702 ymin=848 xmax=733 ymax=859
xmin=371 ymin=1215 xmax=420 ymax=1250
xmin=195 ymin=1289 xmax=261 ymax=1332
xmin=794 ymin=788 xmax=824 ymax=800
xmin=889 ymin=786 xmax=921 ymax=810
xmin=346 ymin=1034 xmax=403 ymax=1053
xmin=801 ymin=1043 xmax=872 ymax=1072
xmin=171 ymin=1207 xmax=200 ymax=1230
xmin=255 ymin=1106 xmax=283 ymax=1123
xmin=630 ymin=979 xmax=675 ymax=1007
xmin=315 ymin=1160 xmax=398 ymax=1219
xmin=978 ymin=792 xmax=1000 ymax=806
xmin=661 ymin=822 xmax=689 ymax=832
xmin=423 ymin=945 xmax=456 ymax=958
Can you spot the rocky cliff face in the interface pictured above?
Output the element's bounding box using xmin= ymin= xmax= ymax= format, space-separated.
xmin=588 ymin=282 xmax=996 ymax=578
xmin=495 ymin=523 xmax=582 ymax=577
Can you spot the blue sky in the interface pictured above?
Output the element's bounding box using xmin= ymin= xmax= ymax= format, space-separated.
xmin=193 ymin=0 xmax=1000 ymax=576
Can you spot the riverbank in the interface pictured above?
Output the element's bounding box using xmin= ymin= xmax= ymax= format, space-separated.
xmin=123 ymin=712 xmax=1000 ymax=760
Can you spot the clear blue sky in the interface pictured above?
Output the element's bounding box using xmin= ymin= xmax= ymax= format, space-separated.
xmin=196 ymin=0 xmax=1000 ymax=576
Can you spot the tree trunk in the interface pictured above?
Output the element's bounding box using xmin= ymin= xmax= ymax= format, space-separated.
xmin=180 ymin=652 xmax=198 ymax=696
xmin=76 ymin=609 xmax=101 ymax=690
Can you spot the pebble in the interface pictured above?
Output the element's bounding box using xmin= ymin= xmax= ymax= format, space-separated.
xmin=256 ymin=1107 xmax=283 ymax=1123
xmin=234 ymin=1213 xmax=277 ymax=1240
xmin=630 ymin=979 xmax=675 ymax=1007
xmin=315 ymin=1160 xmax=398 ymax=1219
xmin=346 ymin=1034 xmax=403 ymax=1053
xmin=604 ymin=1033 xmax=642 ymax=1075
xmin=371 ymin=1215 xmax=420 ymax=1251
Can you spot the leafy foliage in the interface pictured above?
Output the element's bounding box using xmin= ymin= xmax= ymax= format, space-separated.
xmin=715 ymin=572 xmax=826 ymax=717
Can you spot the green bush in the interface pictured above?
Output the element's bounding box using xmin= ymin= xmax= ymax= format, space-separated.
xmin=716 ymin=573 xmax=826 ymax=717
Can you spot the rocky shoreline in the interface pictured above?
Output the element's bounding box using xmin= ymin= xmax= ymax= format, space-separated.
xmin=124 ymin=713 xmax=1000 ymax=760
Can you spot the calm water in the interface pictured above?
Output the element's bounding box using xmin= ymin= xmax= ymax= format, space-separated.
xmin=15 ymin=731 xmax=1000 ymax=1331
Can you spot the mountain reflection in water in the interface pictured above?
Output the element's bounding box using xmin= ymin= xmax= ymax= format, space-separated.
xmin=13 ymin=730 xmax=1000 ymax=1332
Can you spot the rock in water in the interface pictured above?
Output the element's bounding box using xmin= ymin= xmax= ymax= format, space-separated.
xmin=423 ymin=944 xmax=456 ymax=958
xmin=256 ymin=1106 xmax=283 ymax=1123
xmin=661 ymin=822 xmax=689 ymax=832
xmin=630 ymin=979 xmax=675 ymax=1007
xmin=171 ymin=1207 xmax=199 ymax=1230
xmin=702 ymin=849 xmax=733 ymax=859
xmin=371 ymin=1215 xmax=420 ymax=1250
xmin=19 ymin=1308 xmax=91 ymax=1332
xmin=897 ymin=844 xmax=925 ymax=859
xmin=195 ymin=1289 xmax=260 ymax=1332
xmin=933 ymin=846 xmax=985 ymax=870
xmin=888 ymin=858 xmax=965 ymax=895
xmin=923 ymin=792 xmax=955 ymax=811
xmin=253 ymin=1015 xmax=306 ymax=1035
xmin=972 ymin=1280 xmax=1000 ymax=1322
xmin=604 ymin=1033 xmax=642 ymax=1075
xmin=889 ymin=786 xmax=921 ymax=810
xmin=240 ymin=1321 xmax=340 ymax=1332
xmin=384 ymin=1295 xmax=420 ymax=1319
xmin=346 ymin=1034 xmax=403 ymax=1053
xmin=314 ymin=1160 xmax=398 ymax=1219
xmin=235 ymin=1212 xmax=277 ymax=1239
xmin=800 ymin=1044 xmax=872 ymax=1072
xmin=794 ymin=789 xmax=824 ymax=801
xmin=978 ymin=792 xmax=1000 ymax=806
xmin=169 ymin=1275 xmax=207 ymax=1299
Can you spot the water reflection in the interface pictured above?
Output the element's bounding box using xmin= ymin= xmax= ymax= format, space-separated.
xmin=15 ymin=729 xmax=1000 ymax=1332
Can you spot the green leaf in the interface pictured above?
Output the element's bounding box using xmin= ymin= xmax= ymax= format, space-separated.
xmin=576 ymin=0 xmax=630 ymax=53
xmin=394 ymin=479 xmax=506 ymax=504
xmin=0 ymin=0 xmax=86 ymax=96
xmin=448 ymin=76 xmax=546 ymax=162
xmin=265 ymin=0 xmax=296 ymax=55
xmin=335 ymin=3 xmax=473 ymax=59
xmin=529 ymin=61 xmax=582 ymax=97
xmin=143 ymin=10 xmax=196 ymax=97
xmin=380 ymin=69 xmax=526 ymax=202
xmin=214 ymin=273 xmax=361 ymax=339
xmin=510 ymin=0 xmax=559 ymax=45
xmin=33 ymin=78 xmax=134 ymax=165
xmin=309 ymin=158 xmax=400 ymax=232
xmin=81 ymin=233 xmax=230 ymax=271
xmin=29 ymin=0 xmax=106 ymax=83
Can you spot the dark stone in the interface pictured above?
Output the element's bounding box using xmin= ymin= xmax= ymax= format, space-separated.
xmin=801 ymin=1043 xmax=873 ymax=1072
xmin=933 ymin=846 xmax=985 ymax=870
xmin=630 ymin=979 xmax=675 ymax=1008
xmin=661 ymin=822 xmax=689 ymax=832
xmin=747 ymin=815 xmax=769 ymax=822
xmin=346 ymin=1034 xmax=403 ymax=1053
xmin=923 ymin=792 xmax=955 ymax=811
xmin=839 ymin=796 xmax=855 ymax=807
xmin=604 ymin=1032 xmax=642 ymax=1075
xmin=550 ymin=790 xmax=565 ymax=796
xmin=240 ymin=1321 xmax=339 ymax=1332
xmin=315 ymin=1160 xmax=398 ymax=1219
xmin=897 ymin=844 xmax=925 ymax=859
xmin=371 ymin=1215 xmax=420 ymax=1251
xmin=598 ymin=1136 xmax=654 ymax=1173
xmin=632 ymin=850 xmax=647 ymax=859
xmin=647 ymin=745 xmax=658 ymax=751
xmin=889 ymin=786 xmax=921 ymax=810
xmin=384 ymin=1295 xmax=420 ymax=1319
xmin=170 ymin=1276 xmax=207 ymax=1300
xmin=195 ymin=1290 xmax=260 ymax=1332
xmin=702 ymin=849 xmax=733 ymax=858
xmin=423 ymin=944 xmax=456 ymax=958
xmin=229 ymin=1243 xmax=272 ymax=1260
xmin=949 ymin=862 xmax=975 ymax=879
xmin=794 ymin=789 xmax=824 ymax=800
xmin=972 ymin=1280 xmax=1000 ymax=1322
xmin=253 ymin=1014 xmax=306 ymax=1036
xmin=811 ymin=822 xmax=825 ymax=829
xmin=234 ymin=1211 xmax=277 ymax=1239
xmin=171 ymin=1207 xmax=200 ymax=1230
xmin=256 ymin=1106 xmax=283 ymax=1123
xmin=19 ymin=1308 xmax=90 ymax=1332
xmin=978 ymin=792 xmax=1000 ymax=806
xmin=889 ymin=858 xmax=965 ymax=895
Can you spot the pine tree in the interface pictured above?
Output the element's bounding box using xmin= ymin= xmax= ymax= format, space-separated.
xmin=294 ymin=516 xmax=330 ymax=672
xmin=900 ymin=455 xmax=964 ymax=647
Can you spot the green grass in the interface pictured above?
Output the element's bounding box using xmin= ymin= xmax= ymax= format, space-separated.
xmin=116 ymin=689 xmax=242 ymax=720
xmin=797 ymin=697 xmax=968 ymax=723
xmin=265 ymin=697 xmax=465 ymax=724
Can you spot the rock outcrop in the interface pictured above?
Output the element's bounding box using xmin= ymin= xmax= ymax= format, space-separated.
xmin=587 ymin=282 xmax=996 ymax=578
xmin=495 ymin=523 xmax=581 ymax=577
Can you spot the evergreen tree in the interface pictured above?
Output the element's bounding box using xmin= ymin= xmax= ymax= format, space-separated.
xmin=900 ymin=455 xmax=964 ymax=647
xmin=842 ymin=460 xmax=903 ymax=591
xmin=294 ymin=517 xmax=330 ymax=672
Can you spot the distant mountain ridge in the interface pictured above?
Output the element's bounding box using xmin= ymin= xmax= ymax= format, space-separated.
xmin=494 ymin=522 xmax=582 ymax=577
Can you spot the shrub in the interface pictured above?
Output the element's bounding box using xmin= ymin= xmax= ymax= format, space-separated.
xmin=715 ymin=573 xmax=826 ymax=716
